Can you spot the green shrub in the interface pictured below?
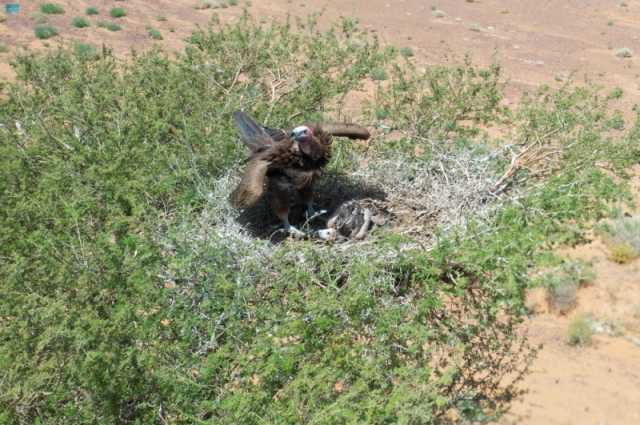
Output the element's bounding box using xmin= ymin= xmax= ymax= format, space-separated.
xmin=34 ymin=25 xmax=58 ymax=39
xmin=399 ymin=46 xmax=414 ymax=57
xmin=73 ymin=42 xmax=99 ymax=59
xmin=599 ymin=216 xmax=640 ymax=263
xmin=71 ymin=17 xmax=90 ymax=28
xmin=608 ymin=242 xmax=637 ymax=264
xmin=109 ymin=7 xmax=126 ymax=18
xmin=86 ymin=7 xmax=99 ymax=15
xmin=608 ymin=86 xmax=624 ymax=99
xmin=196 ymin=0 xmax=228 ymax=9
xmin=370 ymin=66 xmax=388 ymax=80
xmin=98 ymin=21 xmax=121 ymax=31
xmin=568 ymin=314 xmax=593 ymax=346
xmin=40 ymin=3 xmax=65 ymax=14
xmin=148 ymin=27 xmax=163 ymax=40
xmin=539 ymin=261 xmax=595 ymax=314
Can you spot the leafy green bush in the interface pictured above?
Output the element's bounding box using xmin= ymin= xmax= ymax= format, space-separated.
xmin=370 ymin=57 xmax=504 ymax=141
xmin=370 ymin=66 xmax=388 ymax=80
xmin=98 ymin=21 xmax=121 ymax=31
xmin=34 ymin=25 xmax=58 ymax=39
xmin=71 ymin=17 xmax=90 ymax=28
xmin=539 ymin=261 xmax=595 ymax=314
xmin=109 ymin=7 xmax=126 ymax=18
xmin=0 ymin=14 xmax=635 ymax=425
xmin=148 ymin=27 xmax=163 ymax=40
xmin=399 ymin=46 xmax=414 ymax=58
xmin=73 ymin=42 xmax=99 ymax=59
xmin=598 ymin=216 xmax=640 ymax=263
xmin=86 ymin=6 xmax=99 ymax=15
xmin=568 ymin=314 xmax=593 ymax=346
xmin=40 ymin=3 xmax=65 ymax=14
xmin=608 ymin=243 xmax=637 ymax=264
xmin=196 ymin=0 xmax=228 ymax=9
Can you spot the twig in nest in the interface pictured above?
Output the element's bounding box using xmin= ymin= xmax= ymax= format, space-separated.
xmin=490 ymin=128 xmax=563 ymax=195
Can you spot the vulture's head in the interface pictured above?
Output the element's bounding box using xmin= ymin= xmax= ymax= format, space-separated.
xmin=289 ymin=125 xmax=326 ymax=160
xmin=290 ymin=125 xmax=314 ymax=143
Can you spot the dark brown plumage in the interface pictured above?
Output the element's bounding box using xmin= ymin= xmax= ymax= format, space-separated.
xmin=230 ymin=111 xmax=370 ymax=236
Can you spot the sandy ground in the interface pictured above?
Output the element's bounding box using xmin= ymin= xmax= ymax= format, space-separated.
xmin=2 ymin=1 xmax=640 ymax=424
xmin=506 ymin=243 xmax=640 ymax=425
xmin=3 ymin=0 xmax=640 ymax=107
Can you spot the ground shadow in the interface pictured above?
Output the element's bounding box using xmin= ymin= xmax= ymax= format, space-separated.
xmin=236 ymin=172 xmax=387 ymax=241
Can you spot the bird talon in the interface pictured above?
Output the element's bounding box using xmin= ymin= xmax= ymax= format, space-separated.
xmin=284 ymin=225 xmax=306 ymax=239
xmin=306 ymin=208 xmax=328 ymax=220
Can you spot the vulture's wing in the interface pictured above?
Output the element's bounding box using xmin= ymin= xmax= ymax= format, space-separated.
xmin=262 ymin=126 xmax=288 ymax=142
xmin=233 ymin=111 xmax=275 ymax=152
xmin=229 ymin=158 xmax=270 ymax=208
xmin=322 ymin=123 xmax=370 ymax=140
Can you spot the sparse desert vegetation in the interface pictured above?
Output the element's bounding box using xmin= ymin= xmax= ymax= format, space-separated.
xmin=71 ymin=17 xmax=90 ymax=28
xmin=109 ymin=7 xmax=127 ymax=18
xmin=98 ymin=20 xmax=122 ymax=31
xmin=196 ymin=0 xmax=235 ymax=9
xmin=148 ymin=27 xmax=163 ymax=40
xmin=541 ymin=261 xmax=595 ymax=314
xmin=568 ymin=314 xmax=594 ymax=346
xmin=399 ymin=46 xmax=414 ymax=57
xmin=73 ymin=42 xmax=99 ymax=59
xmin=369 ymin=66 xmax=388 ymax=80
xmin=40 ymin=3 xmax=65 ymax=15
xmin=599 ymin=216 xmax=640 ymax=263
xmin=34 ymin=24 xmax=59 ymax=39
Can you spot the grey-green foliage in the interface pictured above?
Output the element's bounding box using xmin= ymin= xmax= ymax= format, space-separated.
xmin=538 ymin=261 xmax=595 ymax=314
xmin=600 ymin=215 xmax=640 ymax=253
xmin=0 ymin=13 xmax=637 ymax=425
xmin=568 ymin=314 xmax=593 ymax=345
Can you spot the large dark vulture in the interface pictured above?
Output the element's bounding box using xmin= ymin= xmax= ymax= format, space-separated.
xmin=230 ymin=111 xmax=370 ymax=237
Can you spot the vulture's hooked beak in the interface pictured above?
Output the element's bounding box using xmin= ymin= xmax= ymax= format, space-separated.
xmin=290 ymin=126 xmax=313 ymax=143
